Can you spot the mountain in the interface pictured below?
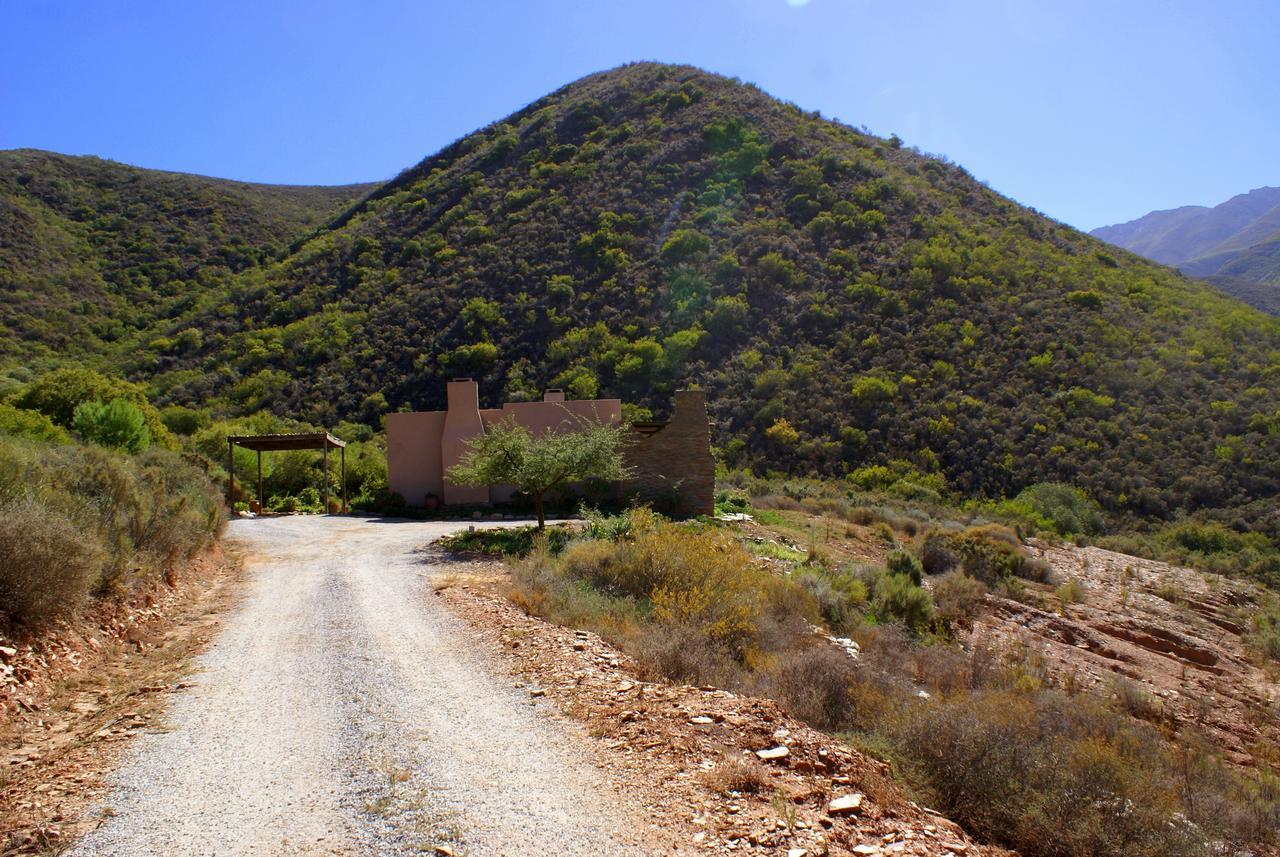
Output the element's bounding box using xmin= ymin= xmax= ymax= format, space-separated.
xmin=1092 ymin=187 xmax=1280 ymax=313
xmin=4 ymin=64 xmax=1279 ymax=537
xmin=0 ymin=149 xmax=375 ymax=376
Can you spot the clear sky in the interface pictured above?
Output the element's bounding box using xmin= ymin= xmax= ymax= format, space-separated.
xmin=2 ymin=0 xmax=1275 ymax=230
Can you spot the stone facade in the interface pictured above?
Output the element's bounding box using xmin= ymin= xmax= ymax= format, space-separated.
xmin=622 ymin=390 xmax=716 ymax=517
xmin=386 ymin=380 xmax=714 ymax=517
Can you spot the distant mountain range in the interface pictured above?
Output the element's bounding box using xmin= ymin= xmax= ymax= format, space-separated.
xmin=1091 ymin=187 xmax=1280 ymax=314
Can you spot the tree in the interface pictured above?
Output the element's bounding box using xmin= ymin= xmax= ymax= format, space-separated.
xmin=72 ymin=399 xmax=151 ymax=453
xmin=448 ymin=416 xmax=632 ymax=529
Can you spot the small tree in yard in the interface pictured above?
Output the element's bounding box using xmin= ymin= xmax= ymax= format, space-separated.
xmin=448 ymin=416 xmax=632 ymax=529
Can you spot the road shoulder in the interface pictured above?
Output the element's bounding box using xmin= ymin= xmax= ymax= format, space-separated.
xmin=0 ymin=546 xmax=245 ymax=854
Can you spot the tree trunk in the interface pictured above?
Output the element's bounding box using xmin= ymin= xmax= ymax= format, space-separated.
xmin=535 ymin=492 xmax=545 ymax=530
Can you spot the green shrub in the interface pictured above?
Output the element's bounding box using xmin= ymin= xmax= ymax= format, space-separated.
xmin=886 ymin=549 xmax=924 ymax=584
xmin=870 ymin=572 xmax=934 ymax=631
xmin=0 ymin=404 xmax=70 ymax=444
xmin=160 ymin=405 xmax=211 ymax=436
xmin=922 ymin=525 xmax=1049 ymax=585
xmin=797 ymin=567 xmax=868 ymax=633
xmin=437 ymin=525 xmax=573 ymax=557
xmin=997 ymin=482 xmax=1106 ymax=536
xmin=12 ymin=368 xmax=172 ymax=447
xmin=73 ymin=399 xmax=151 ymax=453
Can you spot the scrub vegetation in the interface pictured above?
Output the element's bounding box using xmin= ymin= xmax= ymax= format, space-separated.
xmin=471 ymin=504 xmax=1280 ymax=857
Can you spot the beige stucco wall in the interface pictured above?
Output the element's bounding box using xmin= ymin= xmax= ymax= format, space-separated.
xmin=385 ymin=410 xmax=446 ymax=506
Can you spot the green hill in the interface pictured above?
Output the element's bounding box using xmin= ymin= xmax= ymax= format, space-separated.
xmin=0 ymin=148 xmax=375 ymax=376
xmin=5 ymin=64 xmax=1280 ymax=537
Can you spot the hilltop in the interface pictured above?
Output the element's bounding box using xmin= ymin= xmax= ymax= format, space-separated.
xmin=1092 ymin=187 xmax=1280 ymax=313
xmin=0 ymin=149 xmax=374 ymax=377
xmin=3 ymin=63 xmax=1279 ymax=539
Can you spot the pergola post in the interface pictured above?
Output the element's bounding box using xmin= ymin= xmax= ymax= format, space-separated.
xmin=256 ymin=450 xmax=263 ymax=509
xmin=340 ymin=445 xmax=347 ymax=514
xmin=323 ymin=443 xmax=330 ymax=513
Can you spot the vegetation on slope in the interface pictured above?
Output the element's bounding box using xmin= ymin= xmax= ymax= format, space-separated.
xmin=117 ymin=63 xmax=1279 ymax=541
xmin=463 ymin=507 xmax=1279 ymax=856
xmin=0 ymin=149 xmax=373 ymax=377
xmin=0 ymin=433 xmax=225 ymax=629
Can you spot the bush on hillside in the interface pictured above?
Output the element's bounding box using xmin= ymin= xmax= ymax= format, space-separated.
xmin=868 ymin=571 xmax=934 ymax=632
xmin=0 ymin=436 xmax=225 ymax=627
xmin=920 ymin=525 xmax=1049 ymax=586
xmin=73 ymin=398 xmax=151 ymax=453
xmin=0 ymin=403 xmax=69 ymax=444
xmin=932 ymin=571 xmax=988 ymax=624
xmin=0 ymin=499 xmax=104 ymax=624
xmin=885 ymin=548 xmax=924 ymax=584
xmin=893 ymin=690 xmax=1205 ymax=857
xmin=997 ymin=481 xmax=1106 ymax=537
xmin=11 ymin=368 xmax=173 ymax=447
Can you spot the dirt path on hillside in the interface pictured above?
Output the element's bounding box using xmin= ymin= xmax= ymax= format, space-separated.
xmin=67 ymin=516 xmax=657 ymax=856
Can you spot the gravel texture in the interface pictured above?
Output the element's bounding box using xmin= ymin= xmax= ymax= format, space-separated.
xmin=69 ymin=516 xmax=647 ymax=856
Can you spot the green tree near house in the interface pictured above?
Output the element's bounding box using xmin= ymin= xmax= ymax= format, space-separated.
xmin=448 ymin=416 xmax=632 ymax=529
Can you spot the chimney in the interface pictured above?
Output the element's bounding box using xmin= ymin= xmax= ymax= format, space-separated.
xmin=447 ymin=378 xmax=479 ymax=410
xmin=544 ymin=388 xmax=566 ymax=403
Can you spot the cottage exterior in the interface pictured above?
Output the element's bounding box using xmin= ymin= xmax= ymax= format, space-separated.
xmin=385 ymin=379 xmax=714 ymax=516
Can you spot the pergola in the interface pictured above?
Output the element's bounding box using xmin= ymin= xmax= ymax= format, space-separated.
xmin=227 ymin=432 xmax=347 ymax=513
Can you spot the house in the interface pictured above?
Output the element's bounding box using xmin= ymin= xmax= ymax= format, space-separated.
xmin=385 ymin=378 xmax=714 ymax=516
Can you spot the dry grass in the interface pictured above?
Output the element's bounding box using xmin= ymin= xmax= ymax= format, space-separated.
xmin=701 ymin=753 xmax=770 ymax=795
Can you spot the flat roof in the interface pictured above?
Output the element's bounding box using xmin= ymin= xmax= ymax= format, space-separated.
xmin=227 ymin=432 xmax=346 ymax=451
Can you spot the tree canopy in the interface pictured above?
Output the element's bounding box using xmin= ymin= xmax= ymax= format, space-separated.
xmin=447 ymin=416 xmax=632 ymax=527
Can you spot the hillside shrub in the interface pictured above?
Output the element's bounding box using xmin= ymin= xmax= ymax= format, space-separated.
xmin=12 ymin=368 xmax=172 ymax=447
xmin=921 ymin=525 xmax=1049 ymax=586
xmin=797 ymin=568 xmax=868 ymax=634
xmin=0 ymin=436 xmax=224 ymax=627
xmin=0 ymin=499 xmax=104 ymax=624
xmin=1247 ymin=597 xmax=1280 ymax=663
xmin=885 ymin=549 xmax=923 ymax=584
xmin=932 ymin=571 xmax=987 ymax=624
xmin=997 ymin=482 xmax=1106 ymax=536
xmin=868 ymin=572 xmax=934 ymax=631
xmin=761 ymin=644 xmax=856 ymax=730
xmin=0 ymin=403 xmax=69 ymax=444
xmin=892 ymin=690 xmax=1205 ymax=857
xmin=73 ymin=399 xmax=151 ymax=453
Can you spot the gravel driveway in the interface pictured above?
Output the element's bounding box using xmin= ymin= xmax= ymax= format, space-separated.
xmin=69 ymin=515 xmax=649 ymax=856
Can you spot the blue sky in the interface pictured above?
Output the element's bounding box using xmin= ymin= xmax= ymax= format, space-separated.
xmin=2 ymin=0 xmax=1275 ymax=230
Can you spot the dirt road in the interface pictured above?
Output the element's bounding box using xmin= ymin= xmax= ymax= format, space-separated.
xmin=69 ymin=516 xmax=650 ymax=856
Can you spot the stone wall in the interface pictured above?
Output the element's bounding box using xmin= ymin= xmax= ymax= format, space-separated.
xmin=622 ymin=390 xmax=715 ymax=517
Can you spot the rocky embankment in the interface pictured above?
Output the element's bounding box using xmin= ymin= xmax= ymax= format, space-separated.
xmin=975 ymin=541 xmax=1278 ymax=766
